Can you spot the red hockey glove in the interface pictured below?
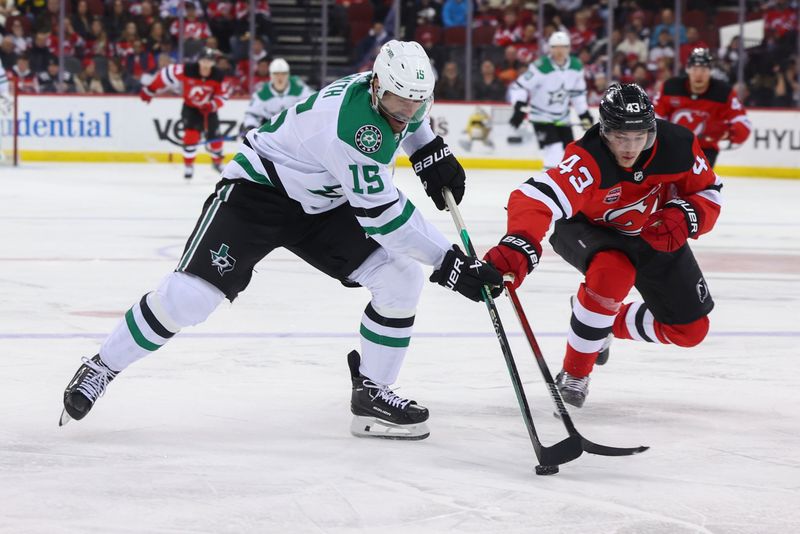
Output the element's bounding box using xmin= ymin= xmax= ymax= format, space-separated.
xmin=640 ymin=198 xmax=699 ymax=252
xmin=139 ymin=87 xmax=154 ymax=103
xmin=483 ymin=234 xmax=541 ymax=289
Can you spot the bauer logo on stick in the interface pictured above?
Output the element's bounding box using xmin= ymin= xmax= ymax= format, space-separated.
xmin=355 ymin=125 xmax=382 ymax=153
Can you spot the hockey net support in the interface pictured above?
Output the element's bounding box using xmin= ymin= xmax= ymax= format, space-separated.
xmin=0 ymin=75 xmax=19 ymax=167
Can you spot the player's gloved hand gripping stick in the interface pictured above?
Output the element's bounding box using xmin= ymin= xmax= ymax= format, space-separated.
xmin=442 ymin=188 xmax=649 ymax=475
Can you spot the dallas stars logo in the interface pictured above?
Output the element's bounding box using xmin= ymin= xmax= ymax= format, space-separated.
xmin=210 ymin=243 xmax=236 ymax=276
xmin=355 ymin=125 xmax=382 ymax=154
xmin=548 ymin=84 xmax=568 ymax=106
xmin=307 ymin=184 xmax=343 ymax=199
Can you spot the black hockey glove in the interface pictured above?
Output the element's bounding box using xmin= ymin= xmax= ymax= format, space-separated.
xmin=579 ymin=111 xmax=593 ymax=130
xmin=409 ymin=135 xmax=465 ymax=211
xmin=430 ymin=245 xmax=503 ymax=302
xmin=509 ymin=101 xmax=526 ymax=129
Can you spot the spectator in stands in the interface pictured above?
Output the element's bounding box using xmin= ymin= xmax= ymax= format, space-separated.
xmin=434 ymin=60 xmax=465 ymax=101
xmin=416 ymin=0 xmax=441 ymax=27
xmin=442 ymin=0 xmax=468 ymax=28
xmin=132 ymin=1 xmax=160 ymax=40
xmin=330 ymin=0 xmax=352 ymax=41
xmin=772 ymin=59 xmax=798 ymax=107
xmin=60 ymin=19 xmax=86 ymax=58
xmin=515 ymin=24 xmax=538 ymax=65
xmin=493 ymin=8 xmax=523 ymax=47
xmin=29 ymin=31 xmax=52 ymax=73
xmin=419 ymin=29 xmax=446 ymax=76
xmin=102 ymin=57 xmax=136 ymax=94
xmin=251 ymin=57 xmax=270 ymax=92
xmin=1 ymin=36 xmax=17 ymax=71
xmin=719 ymin=35 xmax=745 ymax=82
xmin=496 ymin=45 xmax=522 ymax=85
xmin=105 ymin=0 xmax=130 ymax=42
xmin=236 ymin=36 xmax=267 ymax=79
xmin=75 ymin=58 xmax=104 ymax=94
xmin=763 ymin=0 xmax=797 ymax=56
xmin=587 ymin=71 xmax=608 ymax=106
xmin=616 ymin=26 xmax=647 ymax=63
xmin=648 ymin=28 xmax=675 ymax=65
xmin=650 ymin=8 xmax=686 ymax=47
xmin=13 ymin=56 xmax=37 ymax=93
xmin=144 ymin=21 xmax=167 ymax=56
xmin=474 ymin=59 xmax=506 ymax=102
xmin=679 ymin=27 xmax=707 ymax=66
xmin=37 ymin=56 xmax=76 ymax=93
xmin=629 ymin=10 xmax=651 ymax=45
xmin=115 ymin=22 xmax=139 ymax=64
xmin=632 ymin=62 xmax=653 ymax=95
xmin=127 ymin=39 xmax=157 ymax=78
xmin=9 ymin=19 xmax=30 ymax=56
xmin=71 ymin=0 xmax=93 ymax=41
xmin=569 ymin=8 xmax=595 ymax=51
xmin=352 ymin=21 xmax=388 ymax=70
xmin=34 ymin=0 xmax=58 ymax=34
xmin=87 ymin=18 xmax=111 ymax=58
xmin=170 ymin=3 xmax=211 ymax=43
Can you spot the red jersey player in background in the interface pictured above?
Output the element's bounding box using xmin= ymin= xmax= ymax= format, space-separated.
xmin=140 ymin=48 xmax=228 ymax=179
xmin=653 ymin=48 xmax=751 ymax=168
xmin=484 ymin=83 xmax=722 ymax=408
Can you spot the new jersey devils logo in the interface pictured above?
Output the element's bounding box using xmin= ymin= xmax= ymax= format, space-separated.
xmin=672 ymin=109 xmax=710 ymax=137
xmin=594 ymin=184 xmax=662 ymax=235
xmin=187 ymin=85 xmax=212 ymax=106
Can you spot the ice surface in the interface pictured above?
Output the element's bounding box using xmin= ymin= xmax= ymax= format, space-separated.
xmin=1 ymin=163 xmax=798 ymax=533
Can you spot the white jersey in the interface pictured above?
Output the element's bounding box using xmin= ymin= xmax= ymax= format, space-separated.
xmin=223 ymin=72 xmax=450 ymax=267
xmin=508 ymin=55 xmax=588 ymax=124
xmin=242 ymin=76 xmax=314 ymax=131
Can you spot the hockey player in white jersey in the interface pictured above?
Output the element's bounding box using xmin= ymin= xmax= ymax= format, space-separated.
xmin=508 ymin=31 xmax=593 ymax=169
xmin=60 ymin=40 xmax=503 ymax=441
xmin=239 ymin=58 xmax=314 ymax=136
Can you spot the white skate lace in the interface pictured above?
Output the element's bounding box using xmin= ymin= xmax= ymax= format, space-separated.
xmin=560 ymin=372 xmax=590 ymax=392
xmin=76 ymin=357 xmax=117 ymax=402
xmin=363 ymin=380 xmax=411 ymax=410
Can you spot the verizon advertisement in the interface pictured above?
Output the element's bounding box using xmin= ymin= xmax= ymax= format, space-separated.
xmin=11 ymin=94 xmax=800 ymax=175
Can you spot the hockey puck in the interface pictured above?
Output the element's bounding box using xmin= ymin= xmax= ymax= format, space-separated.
xmin=535 ymin=464 xmax=559 ymax=476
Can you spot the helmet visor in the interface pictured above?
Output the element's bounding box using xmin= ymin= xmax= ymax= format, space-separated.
xmin=377 ymin=90 xmax=433 ymax=125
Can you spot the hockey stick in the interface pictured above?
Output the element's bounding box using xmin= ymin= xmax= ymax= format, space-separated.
xmin=442 ymin=188 xmax=583 ymax=469
xmin=504 ymin=282 xmax=649 ymax=457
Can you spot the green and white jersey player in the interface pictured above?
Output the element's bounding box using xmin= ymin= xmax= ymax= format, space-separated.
xmin=508 ymin=31 xmax=594 ymax=169
xmin=240 ymin=58 xmax=315 ymax=135
xmin=60 ymin=40 xmax=503 ymax=441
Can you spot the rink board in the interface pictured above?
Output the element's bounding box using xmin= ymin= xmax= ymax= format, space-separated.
xmin=7 ymin=94 xmax=800 ymax=177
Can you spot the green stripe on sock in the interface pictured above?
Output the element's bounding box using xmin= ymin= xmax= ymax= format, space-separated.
xmin=359 ymin=324 xmax=411 ymax=348
xmin=125 ymin=309 xmax=162 ymax=351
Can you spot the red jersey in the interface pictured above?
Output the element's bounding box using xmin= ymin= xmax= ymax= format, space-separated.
xmin=145 ymin=63 xmax=228 ymax=110
xmin=506 ymin=121 xmax=722 ymax=247
xmin=653 ymin=77 xmax=751 ymax=151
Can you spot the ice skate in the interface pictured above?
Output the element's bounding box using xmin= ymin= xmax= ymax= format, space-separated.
xmin=60 ymin=354 xmax=119 ymax=426
xmin=555 ymin=369 xmax=590 ymax=408
xmin=184 ymin=165 xmax=194 ymax=180
xmin=348 ymin=351 xmax=429 ymax=440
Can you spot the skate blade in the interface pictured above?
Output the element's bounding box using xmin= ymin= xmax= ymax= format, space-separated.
xmin=350 ymin=415 xmax=430 ymax=441
xmin=58 ymin=409 xmax=71 ymax=427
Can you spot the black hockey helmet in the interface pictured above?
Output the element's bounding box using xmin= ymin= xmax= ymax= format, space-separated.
xmin=686 ymin=47 xmax=712 ymax=68
xmin=598 ymin=82 xmax=657 ymax=150
xmin=198 ymin=47 xmax=218 ymax=62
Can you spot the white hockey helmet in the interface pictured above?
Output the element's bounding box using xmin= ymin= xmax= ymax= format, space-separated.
xmin=371 ymin=40 xmax=435 ymax=125
xmin=548 ymin=31 xmax=571 ymax=48
xmin=269 ymin=58 xmax=290 ymax=75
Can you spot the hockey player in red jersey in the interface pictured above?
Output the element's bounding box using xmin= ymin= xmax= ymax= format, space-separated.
xmin=140 ymin=48 xmax=228 ymax=179
xmin=484 ymin=83 xmax=722 ymax=408
xmin=653 ymin=48 xmax=751 ymax=168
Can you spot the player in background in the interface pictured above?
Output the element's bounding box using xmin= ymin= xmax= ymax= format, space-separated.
xmin=485 ymin=83 xmax=722 ymax=408
xmin=508 ymin=31 xmax=593 ymax=170
xmin=140 ymin=48 xmax=229 ymax=180
xmin=239 ymin=58 xmax=314 ymax=137
xmin=653 ymin=48 xmax=751 ymax=168
xmin=60 ymin=40 xmax=503 ymax=440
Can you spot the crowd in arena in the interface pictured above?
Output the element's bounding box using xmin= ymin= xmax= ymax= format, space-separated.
xmin=0 ymin=0 xmax=797 ymax=107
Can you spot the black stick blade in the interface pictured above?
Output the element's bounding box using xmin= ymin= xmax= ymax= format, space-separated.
xmin=537 ymin=434 xmax=584 ymax=467
xmin=581 ymin=437 xmax=649 ymax=457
